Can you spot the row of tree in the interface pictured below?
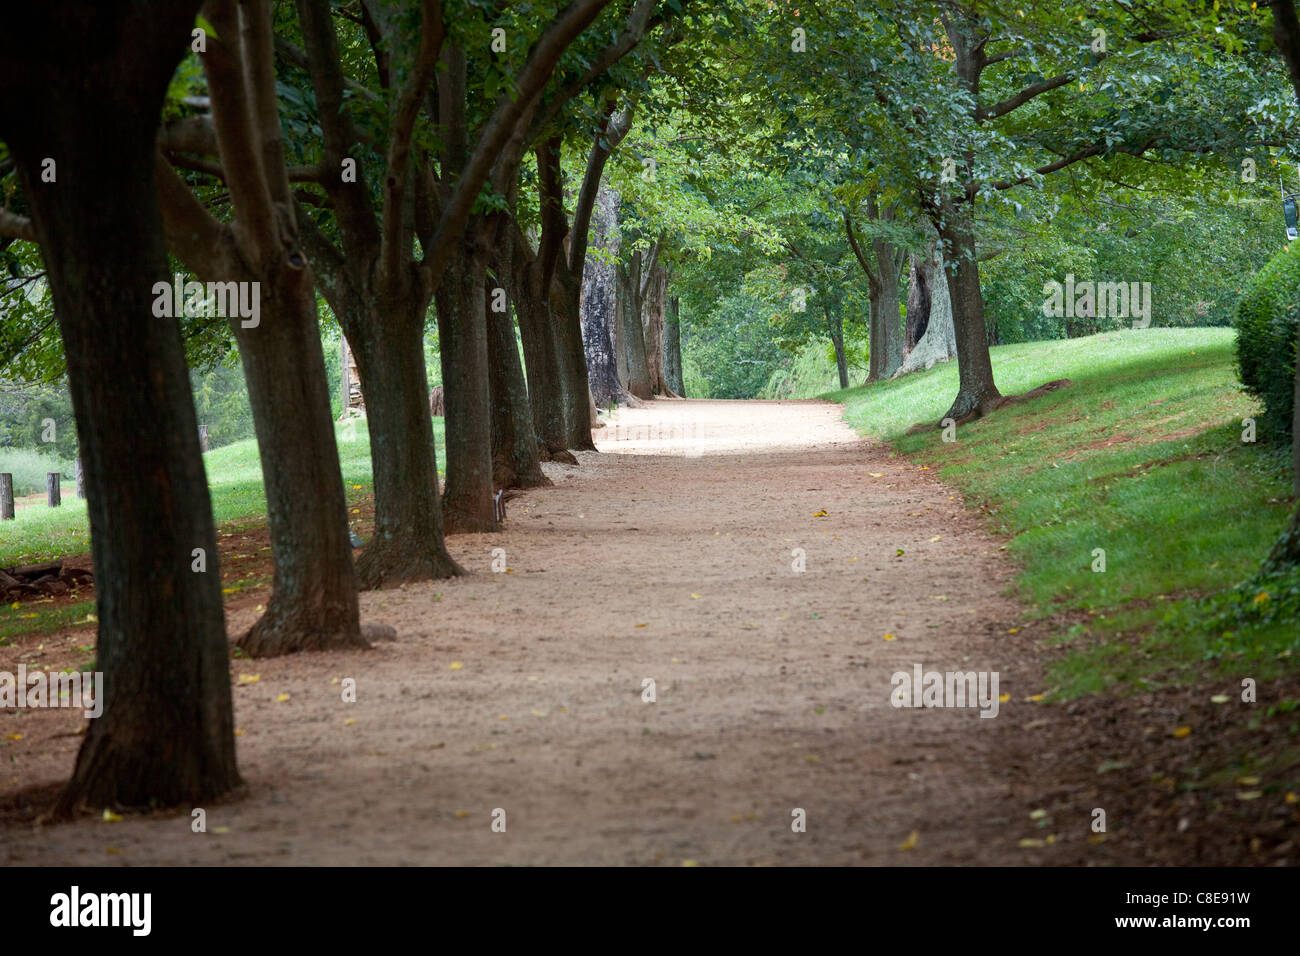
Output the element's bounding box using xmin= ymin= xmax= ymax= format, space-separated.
xmin=2 ymin=0 xmax=1299 ymax=814
xmin=0 ymin=0 xmax=710 ymax=813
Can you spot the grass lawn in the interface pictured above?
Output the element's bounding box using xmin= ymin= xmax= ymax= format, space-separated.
xmin=0 ymin=417 xmax=446 ymax=568
xmin=828 ymin=327 xmax=1298 ymax=698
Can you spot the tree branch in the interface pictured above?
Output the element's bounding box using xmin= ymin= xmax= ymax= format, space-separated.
xmin=378 ymin=0 xmax=443 ymax=293
xmin=202 ymin=0 xmax=277 ymax=259
xmin=421 ymin=0 xmax=613 ymax=286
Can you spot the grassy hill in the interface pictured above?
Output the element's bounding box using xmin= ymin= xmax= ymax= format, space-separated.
xmin=828 ymin=328 xmax=1298 ymax=697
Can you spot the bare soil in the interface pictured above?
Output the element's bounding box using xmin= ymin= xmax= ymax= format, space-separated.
xmin=1 ymin=398 xmax=1296 ymax=865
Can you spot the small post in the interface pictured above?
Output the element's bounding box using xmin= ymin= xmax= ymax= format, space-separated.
xmin=75 ymin=457 xmax=86 ymax=499
xmin=0 ymin=473 xmax=13 ymax=520
xmin=198 ymin=424 xmax=209 ymax=452
xmin=46 ymin=472 xmax=61 ymax=508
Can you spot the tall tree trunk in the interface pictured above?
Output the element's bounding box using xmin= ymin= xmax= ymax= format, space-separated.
xmin=347 ymin=295 xmax=464 ymax=585
xmin=554 ymin=270 xmax=599 ymax=449
xmin=438 ymin=231 xmax=499 ymax=532
xmin=155 ymin=170 xmax=365 ymax=657
xmin=508 ymin=225 xmax=568 ymax=455
xmin=232 ymin=271 xmax=366 ymax=657
xmin=0 ymin=0 xmax=240 ymax=813
xmin=867 ymin=287 xmax=886 ymax=381
xmin=825 ymin=304 xmax=849 ymax=389
xmin=935 ymin=201 xmax=1002 ymax=420
xmin=618 ymin=254 xmax=654 ymax=400
xmin=644 ymin=260 xmax=670 ymax=395
xmin=877 ymin=249 xmax=904 ymax=377
xmin=664 ymin=293 xmax=686 ymax=397
xmin=582 ymin=182 xmax=624 ymax=407
xmin=613 ymin=286 xmax=629 ymax=390
xmin=486 ymin=264 xmax=550 ymax=490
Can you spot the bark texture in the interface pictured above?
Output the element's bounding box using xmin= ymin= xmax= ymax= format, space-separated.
xmin=0 ymin=0 xmax=241 ymax=813
xmin=664 ymin=294 xmax=686 ymax=397
xmin=896 ymin=242 xmax=958 ymax=376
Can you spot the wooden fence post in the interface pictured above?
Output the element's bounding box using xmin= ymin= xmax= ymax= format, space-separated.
xmin=75 ymin=457 xmax=86 ymax=499
xmin=46 ymin=472 xmax=61 ymax=508
xmin=0 ymin=473 xmax=13 ymax=520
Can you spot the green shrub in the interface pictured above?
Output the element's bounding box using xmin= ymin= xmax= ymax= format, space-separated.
xmin=1234 ymin=242 xmax=1300 ymax=441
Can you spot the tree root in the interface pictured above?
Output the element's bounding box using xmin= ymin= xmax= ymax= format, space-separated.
xmin=906 ymin=379 xmax=1072 ymax=435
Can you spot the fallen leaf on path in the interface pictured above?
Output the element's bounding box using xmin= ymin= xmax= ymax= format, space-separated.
xmin=812 ymin=510 xmax=827 ymax=517
xmin=449 ymin=661 xmax=463 ymax=670
xmin=1172 ymin=726 xmax=1192 ymax=738
xmin=238 ymin=673 xmax=260 ymax=684
xmin=102 ymin=809 xmax=123 ymax=823
xmin=343 ymin=718 xmax=356 ymax=726
xmin=882 ymin=633 xmax=896 ymax=641
xmin=276 ymin=693 xmax=290 ymax=702
xmin=928 ymin=535 xmax=942 ymax=542
xmin=1210 ymin=695 xmax=1230 ymax=704
xmin=690 ymin=593 xmax=701 ymax=599
xmin=869 ymin=473 xmax=883 ymax=478
xmin=900 ymin=831 xmax=919 ymax=851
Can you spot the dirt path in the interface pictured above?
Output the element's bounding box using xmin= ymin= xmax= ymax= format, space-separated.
xmin=2 ymin=398 xmax=1051 ymax=865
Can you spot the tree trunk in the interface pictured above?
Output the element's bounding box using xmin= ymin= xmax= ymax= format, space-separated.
xmin=877 ymin=251 xmax=904 ymax=377
xmin=508 ymin=226 xmax=568 ymax=455
xmin=0 ymin=0 xmax=240 ymax=813
xmin=583 ymin=182 xmax=624 ymax=407
xmin=438 ymin=232 xmax=499 ymax=532
xmin=347 ymin=296 xmax=464 ymax=586
xmin=896 ymin=243 xmax=958 ymax=376
xmin=867 ymin=284 xmax=886 ymax=381
xmin=613 ymin=284 xmax=629 ymax=391
xmin=232 ymin=271 xmax=366 ymax=657
xmin=935 ymin=202 xmax=1002 ymax=420
xmin=826 ymin=305 xmax=850 ymax=389
xmin=618 ymin=255 xmax=654 ymax=400
xmin=554 ymin=270 xmax=599 ymax=449
xmin=486 ymin=272 xmax=550 ymax=490
xmin=904 ymin=248 xmax=933 ymax=355
xmin=665 ymin=294 xmax=686 ymax=397
xmin=644 ymin=261 xmax=671 ymax=395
